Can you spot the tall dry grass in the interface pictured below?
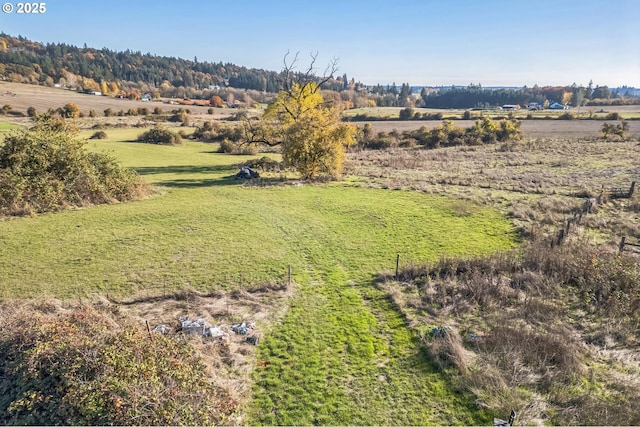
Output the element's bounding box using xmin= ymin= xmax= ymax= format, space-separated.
xmin=378 ymin=239 xmax=640 ymax=425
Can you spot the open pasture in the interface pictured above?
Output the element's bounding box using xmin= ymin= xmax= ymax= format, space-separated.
xmin=0 ymin=133 xmax=516 ymax=424
xmin=0 ymin=138 xmax=515 ymax=299
xmin=2 ymin=88 xmax=638 ymax=424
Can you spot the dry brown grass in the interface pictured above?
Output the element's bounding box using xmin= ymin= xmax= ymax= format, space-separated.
xmin=376 ymin=238 xmax=640 ymax=425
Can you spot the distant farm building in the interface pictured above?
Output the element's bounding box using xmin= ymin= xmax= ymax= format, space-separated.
xmin=501 ymin=104 xmax=520 ymax=111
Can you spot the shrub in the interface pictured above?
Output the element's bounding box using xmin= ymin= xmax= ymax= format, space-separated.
xmin=88 ymin=109 xmax=97 ymax=118
xmin=89 ymin=130 xmax=108 ymax=139
xmin=557 ymin=112 xmax=576 ymax=120
xmin=137 ymin=126 xmax=183 ymax=145
xmin=169 ymin=109 xmax=189 ymax=124
xmin=192 ymin=121 xmax=242 ymax=143
xmin=0 ymin=115 xmax=147 ymax=216
xmin=242 ymin=155 xmax=283 ymax=172
xmin=62 ymin=103 xmax=80 ymax=119
xmin=153 ymin=106 xmax=163 ymax=115
xmin=27 ymin=106 xmax=37 ymax=117
xmin=0 ymin=304 xmax=236 ymax=426
xmin=103 ymin=108 xmax=113 ymax=117
xmin=399 ymin=107 xmax=414 ymax=120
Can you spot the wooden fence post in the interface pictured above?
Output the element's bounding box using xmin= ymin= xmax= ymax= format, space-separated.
xmin=619 ymin=236 xmax=626 ymax=254
xmin=629 ymin=181 xmax=636 ymax=198
xmin=395 ymin=254 xmax=400 ymax=280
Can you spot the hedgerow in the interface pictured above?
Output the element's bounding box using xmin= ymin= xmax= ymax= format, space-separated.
xmin=357 ymin=118 xmax=522 ymax=150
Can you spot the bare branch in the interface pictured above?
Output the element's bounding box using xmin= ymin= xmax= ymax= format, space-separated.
xmin=281 ymin=51 xmax=340 ymax=93
xmin=305 ymin=51 xmax=318 ymax=80
xmin=239 ymin=115 xmax=281 ymax=147
xmin=282 ymin=50 xmax=300 ymax=91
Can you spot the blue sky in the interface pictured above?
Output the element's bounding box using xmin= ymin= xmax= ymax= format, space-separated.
xmin=2 ymin=0 xmax=639 ymax=87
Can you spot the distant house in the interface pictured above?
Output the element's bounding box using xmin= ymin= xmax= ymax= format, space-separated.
xmin=549 ymin=102 xmax=568 ymax=110
xmin=92 ymin=91 xmax=102 ymax=96
xmin=528 ymin=102 xmax=542 ymax=111
xmin=501 ymin=104 xmax=519 ymax=111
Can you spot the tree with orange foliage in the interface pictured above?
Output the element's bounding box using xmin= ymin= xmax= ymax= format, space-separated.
xmin=210 ymin=95 xmax=224 ymax=107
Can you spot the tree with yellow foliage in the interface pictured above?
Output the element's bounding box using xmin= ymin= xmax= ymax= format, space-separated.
xmin=248 ymin=53 xmax=356 ymax=179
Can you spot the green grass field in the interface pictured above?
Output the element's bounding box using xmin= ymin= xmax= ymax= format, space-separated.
xmin=0 ymin=130 xmax=517 ymax=424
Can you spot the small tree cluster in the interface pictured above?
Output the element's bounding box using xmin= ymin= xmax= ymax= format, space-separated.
xmin=601 ymin=121 xmax=629 ymax=140
xmin=421 ymin=118 xmax=522 ymax=148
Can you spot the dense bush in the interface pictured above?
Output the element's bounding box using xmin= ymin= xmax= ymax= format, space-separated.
xmin=0 ymin=115 xmax=147 ymax=216
xmin=0 ymin=304 xmax=236 ymax=426
xmin=137 ymin=126 xmax=183 ymax=145
xmin=398 ymin=107 xmax=414 ymax=120
xmin=168 ymin=109 xmax=189 ymax=125
xmin=191 ymin=121 xmax=242 ymax=143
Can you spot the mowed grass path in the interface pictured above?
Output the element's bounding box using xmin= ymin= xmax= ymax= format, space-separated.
xmin=0 ymin=133 xmax=516 ymax=424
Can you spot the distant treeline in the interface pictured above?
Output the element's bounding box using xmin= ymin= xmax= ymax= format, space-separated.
xmin=419 ymin=84 xmax=640 ymax=109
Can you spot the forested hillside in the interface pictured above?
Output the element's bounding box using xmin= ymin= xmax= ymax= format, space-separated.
xmin=0 ymin=34 xmax=347 ymax=98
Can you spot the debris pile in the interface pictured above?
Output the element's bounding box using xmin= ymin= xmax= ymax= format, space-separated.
xmin=151 ymin=316 xmax=259 ymax=346
xmin=235 ymin=166 xmax=260 ymax=179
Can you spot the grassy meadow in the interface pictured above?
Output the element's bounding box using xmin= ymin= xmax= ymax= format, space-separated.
xmin=1 ymin=126 xmax=517 ymax=424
